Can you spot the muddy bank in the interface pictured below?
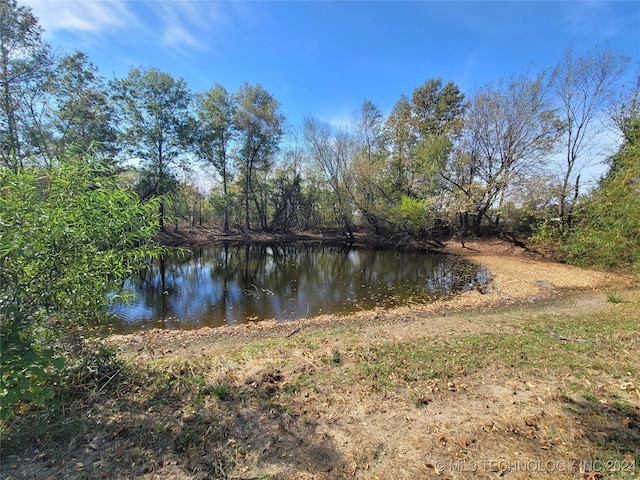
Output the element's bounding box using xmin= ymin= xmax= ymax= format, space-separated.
xmin=155 ymin=225 xmax=447 ymax=251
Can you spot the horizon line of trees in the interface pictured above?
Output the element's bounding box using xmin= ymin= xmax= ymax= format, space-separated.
xmin=2 ymin=0 xmax=638 ymax=241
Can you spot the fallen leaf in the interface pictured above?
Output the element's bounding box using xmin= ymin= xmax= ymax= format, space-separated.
xmin=109 ymin=425 xmax=128 ymax=441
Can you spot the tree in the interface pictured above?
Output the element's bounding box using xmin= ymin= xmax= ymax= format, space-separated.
xmin=111 ymin=67 xmax=193 ymax=227
xmin=0 ymin=0 xmax=53 ymax=172
xmin=383 ymin=80 xmax=465 ymax=202
xmin=553 ymin=47 xmax=630 ymax=235
xmin=234 ymin=83 xmax=284 ymax=230
xmin=355 ymin=99 xmax=384 ymax=165
xmin=410 ymin=79 xmax=465 ymax=203
xmin=445 ymin=72 xmax=559 ymax=235
xmin=351 ymin=100 xmax=388 ymax=232
xmin=269 ymin=164 xmax=304 ymax=232
xmin=193 ymin=84 xmax=236 ymax=231
xmin=0 ymin=157 xmax=162 ymax=419
xmin=610 ymin=72 xmax=640 ymax=151
xmin=383 ymin=95 xmax=416 ymax=197
xmin=303 ymin=116 xmax=356 ymax=237
xmin=269 ymin=127 xmax=307 ymax=232
xmin=48 ymin=52 xmax=118 ymax=163
xmin=563 ymin=113 xmax=639 ymax=270
xmin=411 ymin=78 xmax=466 ymax=138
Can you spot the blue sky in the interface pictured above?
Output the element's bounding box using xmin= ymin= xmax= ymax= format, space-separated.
xmin=24 ymin=0 xmax=640 ymax=128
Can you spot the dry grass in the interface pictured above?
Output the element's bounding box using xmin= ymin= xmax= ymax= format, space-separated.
xmin=2 ymin=240 xmax=639 ymax=480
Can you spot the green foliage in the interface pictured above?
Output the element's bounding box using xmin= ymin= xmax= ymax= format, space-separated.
xmin=0 ymin=0 xmax=53 ymax=172
xmin=0 ymin=157 xmax=162 ymax=419
xmin=530 ymin=219 xmax=560 ymax=246
xmin=412 ymin=133 xmax=451 ymax=189
xmin=234 ymin=82 xmax=285 ymax=229
xmin=49 ymin=51 xmax=118 ymax=162
xmin=411 ymin=78 xmax=466 ymax=137
xmin=396 ymin=195 xmax=427 ymax=233
xmin=563 ymin=127 xmax=640 ymax=271
xmin=110 ymin=67 xmax=193 ymax=226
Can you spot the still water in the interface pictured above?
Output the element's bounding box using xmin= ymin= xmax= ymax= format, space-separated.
xmin=109 ymin=243 xmax=489 ymax=333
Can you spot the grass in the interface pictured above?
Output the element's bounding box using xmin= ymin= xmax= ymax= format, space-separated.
xmin=2 ymin=290 xmax=639 ymax=479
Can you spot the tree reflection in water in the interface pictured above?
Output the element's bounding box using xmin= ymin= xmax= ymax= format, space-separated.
xmin=109 ymin=243 xmax=489 ymax=333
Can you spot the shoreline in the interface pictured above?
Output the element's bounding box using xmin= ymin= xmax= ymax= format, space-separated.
xmin=111 ymin=236 xmax=628 ymax=359
xmin=7 ymin=234 xmax=638 ymax=480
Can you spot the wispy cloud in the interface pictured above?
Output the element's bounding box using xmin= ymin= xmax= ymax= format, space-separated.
xmin=25 ymin=0 xmax=234 ymax=54
xmin=155 ymin=1 xmax=221 ymax=52
xmin=26 ymin=0 xmax=136 ymax=35
xmin=563 ymin=1 xmax=622 ymax=37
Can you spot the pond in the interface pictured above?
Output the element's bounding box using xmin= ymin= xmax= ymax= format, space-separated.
xmin=109 ymin=243 xmax=490 ymax=333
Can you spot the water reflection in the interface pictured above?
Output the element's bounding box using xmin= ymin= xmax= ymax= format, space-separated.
xmin=109 ymin=243 xmax=489 ymax=333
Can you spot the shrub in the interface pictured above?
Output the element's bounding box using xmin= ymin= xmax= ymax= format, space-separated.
xmin=562 ymin=127 xmax=640 ymax=272
xmin=0 ymin=157 xmax=163 ymax=419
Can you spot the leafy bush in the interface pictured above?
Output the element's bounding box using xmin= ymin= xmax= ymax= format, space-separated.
xmin=396 ymin=196 xmax=428 ymax=233
xmin=562 ymin=126 xmax=640 ymax=272
xmin=0 ymin=158 xmax=162 ymax=419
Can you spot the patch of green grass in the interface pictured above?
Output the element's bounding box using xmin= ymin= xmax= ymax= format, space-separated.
xmin=355 ymin=305 xmax=639 ymax=393
xmin=358 ymin=333 xmax=542 ymax=390
xmin=192 ymin=382 xmax=232 ymax=405
xmin=173 ymin=411 xmax=222 ymax=453
xmin=605 ymin=288 xmax=638 ymax=304
xmin=330 ymin=349 xmax=341 ymax=366
xmin=281 ymin=372 xmax=308 ymax=396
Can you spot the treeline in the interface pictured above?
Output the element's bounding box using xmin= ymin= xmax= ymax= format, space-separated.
xmin=1 ymin=0 xmax=638 ymax=242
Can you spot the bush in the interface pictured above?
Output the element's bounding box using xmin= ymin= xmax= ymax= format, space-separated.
xmin=396 ymin=196 xmax=428 ymax=233
xmin=0 ymin=158 xmax=163 ymax=420
xmin=562 ymin=127 xmax=640 ymax=272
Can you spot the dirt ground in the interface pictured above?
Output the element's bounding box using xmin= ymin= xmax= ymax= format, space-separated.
xmin=4 ymin=235 xmax=639 ymax=480
xmin=106 ymin=237 xmax=638 ymax=480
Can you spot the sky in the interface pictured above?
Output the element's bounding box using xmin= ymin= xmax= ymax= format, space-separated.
xmin=22 ymin=0 xmax=640 ymax=129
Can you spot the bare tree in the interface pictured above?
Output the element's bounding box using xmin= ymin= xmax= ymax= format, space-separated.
xmin=302 ymin=116 xmax=356 ymax=238
xmin=445 ymin=71 xmax=559 ymax=235
xmin=553 ymin=47 xmax=630 ymax=234
xmin=610 ymin=70 xmax=640 ymax=146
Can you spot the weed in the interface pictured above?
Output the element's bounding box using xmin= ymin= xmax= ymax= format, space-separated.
xmin=408 ymin=390 xmax=430 ymax=408
xmin=196 ymin=382 xmax=231 ymax=402
xmin=330 ymin=349 xmax=341 ymax=366
xmin=582 ymin=392 xmax=598 ymax=402
xmin=173 ymin=412 xmax=221 ymax=454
